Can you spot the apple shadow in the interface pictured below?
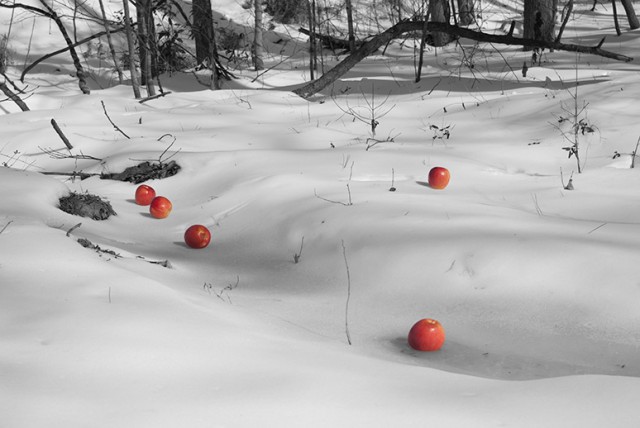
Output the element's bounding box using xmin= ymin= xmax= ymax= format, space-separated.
xmin=126 ymin=198 xmax=137 ymax=204
xmin=415 ymin=181 xmax=432 ymax=188
xmin=389 ymin=336 xmax=618 ymax=381
xmin=173 ymin=241 xmax=189 ymax=248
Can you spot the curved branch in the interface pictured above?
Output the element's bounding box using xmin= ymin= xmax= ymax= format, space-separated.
xmin=294 ymin=20 xmax=633 ymax=99
xmin=21 ymin=26 xmax=127 ymax=82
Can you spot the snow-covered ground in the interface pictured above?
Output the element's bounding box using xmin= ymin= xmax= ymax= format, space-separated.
xmin=2 ymin=1 xmax=640 ymax=426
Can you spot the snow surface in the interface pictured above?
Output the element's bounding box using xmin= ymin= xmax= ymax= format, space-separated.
xmin=2 ymin=1 xmax=640 ymax=426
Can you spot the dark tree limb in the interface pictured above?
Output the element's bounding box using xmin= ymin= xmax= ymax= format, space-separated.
xmin=50 ymin=119 xmax=73 ymax=150
xmin=293 ymin=20 xmax=633 ymax=99
xmin=0 ymin=75 xmax=30 ymax=111
xmin=298 ymin=27 xmax=362 ymax=51
xmin=20 ymin=26 xmax=128 ymax=82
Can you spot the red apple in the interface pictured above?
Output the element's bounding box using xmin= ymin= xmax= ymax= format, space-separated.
xmin=135 ymin=184 xmax=156 ymax=206
xmin=149 ymin=196 xmax=172 ymax=219
xmin=184 ymin=225 xmax=211 ymax=249
xmin=408 ymin=318 xmax=445 ymax=351
xmin=428 ymin=167 xmax=450 ymax=190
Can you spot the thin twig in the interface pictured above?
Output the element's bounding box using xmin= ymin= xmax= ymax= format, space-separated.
xmin=293 ymin=236 xmax=305 ymax=264
xmin=587 ymin=223 xmax=607 ymax=234
xmin=66 ymin=222 xmax=82 ymax=237
xmin=40 ymin=171 xmax=99 ymax=180
xmin=631 ymin=137 xmax=640 ymax=169
xmin=314 ymin=185 xmax=353 ymax=206
xmin=101 ymin=100 xmax=130 ymax=139
xmin=341 ymin=240 xmax=352 ymax=346
xmin=157 ymin=135 xmax=180 ymax=164
xmin=39 ymin=146 xmax=102 ymax=161
xmin=0 ymin=220 xmax=13 ymax=234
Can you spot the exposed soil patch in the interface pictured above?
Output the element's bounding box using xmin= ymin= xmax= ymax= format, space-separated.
xmin=59 ymin=192 xmax=116 ymax=220
xmin=102 ymin=160 xmax=180 ymax=184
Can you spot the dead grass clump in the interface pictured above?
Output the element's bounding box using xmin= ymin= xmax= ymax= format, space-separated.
xmin=102 ymin=160 xmax=180 ymax=184
xmin=59 ymin=192 xmax=116 ymax=220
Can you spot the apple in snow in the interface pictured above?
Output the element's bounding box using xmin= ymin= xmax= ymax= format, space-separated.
xmin=149 ymin=196 xmax=172 ymax=219
xmin=428 ymin=167 xmax=450 ymax=190
xmin=184 ymin=225 xmax=211 ymax=249
xmin=408 ymin=318 xmax=445 ymax=351
xmin=135 ymin=184 xmax=156 ymax=206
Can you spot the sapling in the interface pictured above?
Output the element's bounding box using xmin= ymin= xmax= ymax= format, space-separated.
xmin=341 ymin=240 xmax=352 ymax=346
xmin=332 ymin=83 xmax=397 ymax=150
xmin=612 ymin=137 xmax=640 ymax=168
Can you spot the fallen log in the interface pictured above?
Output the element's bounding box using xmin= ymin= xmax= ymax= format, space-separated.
xmin=294 ymin=20 xmax=633 ymax=99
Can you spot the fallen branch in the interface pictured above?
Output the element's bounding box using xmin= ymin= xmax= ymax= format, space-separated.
xmin=19 ymin=26 xmax=128 ymax=82
xmin=40 ymin=171 xmax=99 ymax=180
xmin=293 ymin=20 xmax=632 ymax=98
xmin=0 ymin=76 xmax=30 ymax=111
xmin=139 ymin=91 xmax=172 ymax=104
xmin=298 ymin=27 xmax=362 ymax=51
xmin=50 ymin=119 xmax=73 ymax=150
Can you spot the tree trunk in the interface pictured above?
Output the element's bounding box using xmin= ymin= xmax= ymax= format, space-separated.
xmin=98 ymin=0 xmax=124 ymax=84
xmin=122 ymin=0 xmax=141 ymax=98
xmin=620 ymin=0 xmax=640 ymax=29
xmin=209 ymin=15 xmax=219 ymax=89
xmin=415 ymin=0 xmax=430 ymax=82
xmin=457 ymin=0 xmax=475 ymax=25
xmin=253 ymin=0 xmax=264 ymax=70
xmin=345 ymin=0 xmax=355 ymax=52
xmin=307 ymin=0 xmax=317 ymax=80
xmin=137 ymin=0 xmax=155 ymax=95
xmin=37 ymin=0 xmax=90 ymax=94
xmin=193 ymin=0 xmax=214 ymax=65
xmin=523 ymin=0 xmax=558 ymax=48
xmin=428 ymin=0 xmax=454 ymax=47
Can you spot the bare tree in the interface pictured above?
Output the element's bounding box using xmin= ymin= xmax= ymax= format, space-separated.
xmin=137 ymin=0 xmax=156 ymax=96
xmin=122 ymin=0 xmax=141 ymax=98
xmin=523 ymin=0 xmax=558 ymax=49
xmin=253 ymin=0 xmax=264 ymax=70
xmin=193 ymin=0 xmax=220 ymax=88
xmin=457 ymin=0 xmax=475 ymax=25
xmin=620 ymin=0 xmax=640 ymax=29
xmin=345 ymin=0 xmax=355 ymax=51
xmin=98 ymin=0 xmax=124 ymax=84
xmin=0 ymin=0 xmax=91 ymax=94
xmin=307 ymin=0 xmax=317 ymax=80
xmin=428 ymin=0 xmax=455 ymax=47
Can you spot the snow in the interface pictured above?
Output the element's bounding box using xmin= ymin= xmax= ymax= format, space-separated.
xmin=2 ymin=1 xmax=640 ymax=426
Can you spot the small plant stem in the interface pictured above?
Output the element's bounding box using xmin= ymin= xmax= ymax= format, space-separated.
xmin=631 ymin=137 xmax=640 ymax=168
xmin=342 ymin=240 xmax=352 ymax=346
xmin=293 ymin=236 xmax=304 ymax=263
